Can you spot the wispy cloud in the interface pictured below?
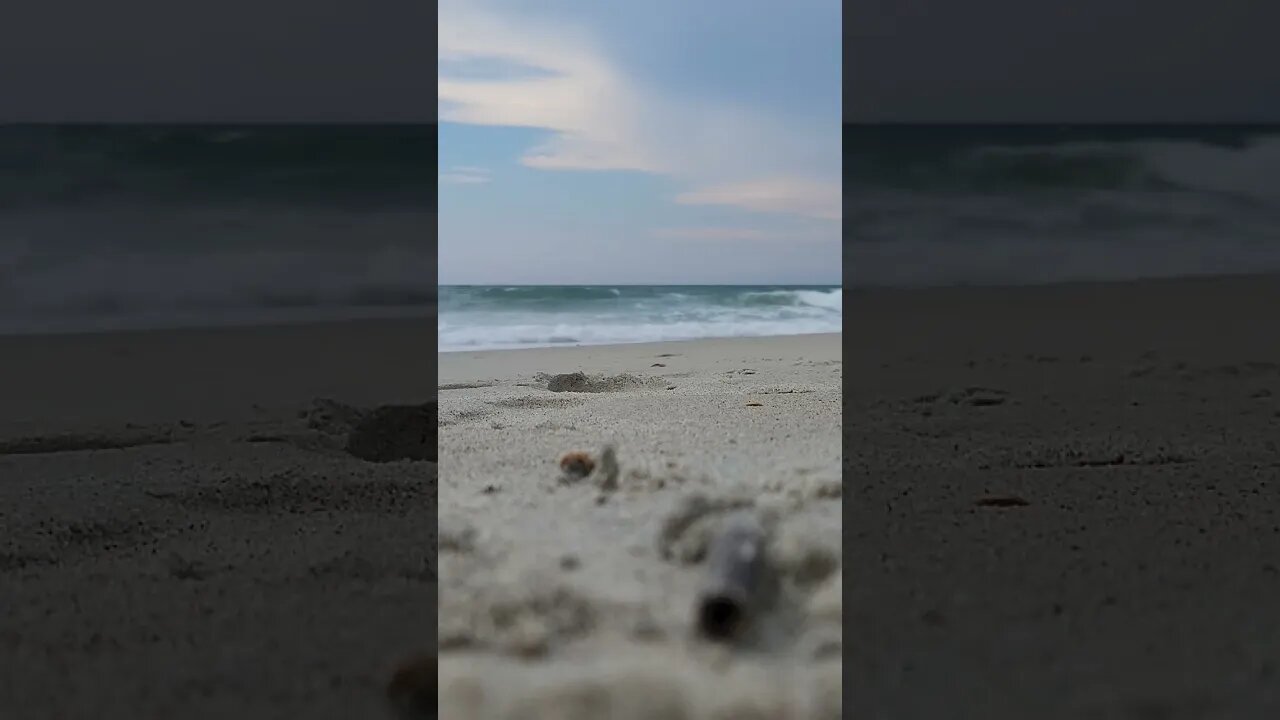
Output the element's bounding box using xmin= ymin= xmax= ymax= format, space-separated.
xmin=675 ymin=178 xmax=842 ymax=221
xmin=652 ymin=227 xmax=778 ymax=241
xmin=439 ymin=165 xmax=492 ymax=184
xmin=438 ymin=0 xmax=839 ymax=220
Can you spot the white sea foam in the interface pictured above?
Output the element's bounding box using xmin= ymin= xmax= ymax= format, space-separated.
xmin=438 ymin=286 xmax=842 ymax=352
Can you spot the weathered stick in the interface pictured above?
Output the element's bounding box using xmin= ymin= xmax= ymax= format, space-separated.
xmin=696 ymin=511 xmax=768 ymax=641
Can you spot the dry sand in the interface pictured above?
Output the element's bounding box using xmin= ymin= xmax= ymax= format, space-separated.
xmin=849 ymin=274 xmax=1280 ymax=719
xmin=436 ymin=334 xmax=843 ymax=719
xmin=0 ymin=319 xmax=436 ymax=719
xmin=19 ymin=271 xmax=1272 ymax=718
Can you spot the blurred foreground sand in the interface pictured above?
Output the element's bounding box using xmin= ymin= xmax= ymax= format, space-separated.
xmin=437 ymin=333 xmax=843 ymax=719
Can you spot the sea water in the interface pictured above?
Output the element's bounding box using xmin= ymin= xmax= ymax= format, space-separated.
xmin=438 ymin=285 xmax=841 ymax=352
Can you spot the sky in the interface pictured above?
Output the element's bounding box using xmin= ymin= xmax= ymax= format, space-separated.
xmin=848 ymin=0 xmax=1280 ymax=123
xmin=438 ymin=0 xmax=842 ymax=285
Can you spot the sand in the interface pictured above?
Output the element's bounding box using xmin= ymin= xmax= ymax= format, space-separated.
xmin=849 ymin=274 xmax=1280 ymax=718
xmin=22 ymin=271 xmax=1274 ymax=718
xmin=0 ymin=318 xmax=436 ymax=719
xmin=436 ymin=334 xmax=844 ymax=719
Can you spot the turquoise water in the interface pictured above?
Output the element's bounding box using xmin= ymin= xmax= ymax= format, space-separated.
xmin=439 ymin=285 xmax=842 ymax=352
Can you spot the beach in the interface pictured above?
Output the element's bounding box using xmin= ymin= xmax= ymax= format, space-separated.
xmin=16 ymin=269 xmax=1277 ymax=717
xmin=437 ymin=333 xmax=843 ymax=718
xmin=849 ymin=273 xmax=1280 ymax=718
xmin=0 ymin=318 xmax=436 ymax=719
xmin=0 ymin=320 xmax=841 ymax=718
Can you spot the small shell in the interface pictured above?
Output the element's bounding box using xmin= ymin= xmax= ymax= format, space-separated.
xmin=559 ymin=451 xmax=595 ymax=478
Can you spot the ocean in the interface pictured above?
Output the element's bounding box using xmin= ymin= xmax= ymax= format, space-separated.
xmin=17 ymin=124 xmax=1272 ymax=337
xmin=0 ymin=125 xmax=434 ymax=335
xmin=438 ymin=285 xmax=842 ymax=352
xmin=846 ymin=124 xmax=1280 ymax=287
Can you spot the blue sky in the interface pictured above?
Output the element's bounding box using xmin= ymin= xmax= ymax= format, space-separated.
xmin=438 ymin=0 xmax=841 ymax=285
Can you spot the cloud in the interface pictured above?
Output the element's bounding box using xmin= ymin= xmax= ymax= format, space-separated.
xmin=652 ymin=227 xmax=777 ymax=241
xmin=439 ymin=165 xmax=491 ymax=184
xmin=438 ymin=3 xmax=664 ymax=174
xmin=438 ymin=0 xmax=839 ymax=220
xmin=675 ymin=178 xmax=842 ymax=221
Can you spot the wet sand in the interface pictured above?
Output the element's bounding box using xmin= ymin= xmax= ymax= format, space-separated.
xmin=0 ymin=318 xmax=435 ymax=719
xmin=849 ymin=274 xmax=1280 ymax=718
xmin=437 ymin=334 xmax=843 ymax=719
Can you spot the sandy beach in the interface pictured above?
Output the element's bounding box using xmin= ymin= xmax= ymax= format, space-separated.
xmin=0 ymin=318 xmax=436 ymax=719
xmin=849 ymin=274 xmax=1280 ymax=718
xmin=18 ymin=270 xmax=1277 ymax=717
xmin=436 ymin=333 xmax=843 ymax=718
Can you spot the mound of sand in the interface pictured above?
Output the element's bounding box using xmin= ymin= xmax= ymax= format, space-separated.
xmin=537 ymin=372 xmax=659 ymax=393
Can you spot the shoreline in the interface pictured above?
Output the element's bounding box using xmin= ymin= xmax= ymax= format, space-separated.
xmin=6 ymin=270 xmax=1277 ymax=343
xmin=438 ymin=330 xmax=842 ymax=358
